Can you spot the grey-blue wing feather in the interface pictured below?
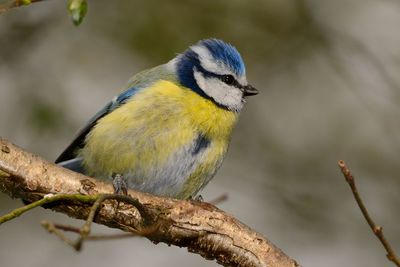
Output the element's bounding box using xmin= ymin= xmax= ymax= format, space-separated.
xmin=57 ymin=157 xmax=85 ymax=173
xmin=55 ymin=87 xmax=140 ymax=163
xmin=55 ymin=64 xmax=176 ymax=165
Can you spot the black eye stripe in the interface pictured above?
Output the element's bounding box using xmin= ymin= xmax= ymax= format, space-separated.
xmin=191 ymin=64 xmax=243 ymax=89
xmin=219 ymin=75 xmax=243 ymax=89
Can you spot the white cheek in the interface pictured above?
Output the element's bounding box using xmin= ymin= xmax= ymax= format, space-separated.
xmin=193 ymin=70 xmax=244 ymax=111
xmin=193 ymin=70 xmax=207 ymax=91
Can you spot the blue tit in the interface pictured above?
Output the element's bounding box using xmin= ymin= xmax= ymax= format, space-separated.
xmin=56 ymin=38 xmax=258 ymax=199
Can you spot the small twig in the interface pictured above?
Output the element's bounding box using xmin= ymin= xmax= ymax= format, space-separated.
xmin=0 ymin=0 xmax=47 ymax=14
xmin=39 ymin=222 xmax=139 ymax=242
xmin=0 ymin=193 xmax=97 ymax=224
xmin=52 ymin=222 xmax=159 ymax=241
xmin=69 ymin=194 xmax=153 ymax=250
xmin=41 ymin=194 xmax=105 ymax=251
xmin=58 ymin=222 xmax=162 ymax=242
xmin=338 ymin=160 xmax=400 ymax=267
xmin=41 ymin=220 xmax=80 ymax=248
xmin=52 ymin=223 xmax=81 ymax=234
xmin=75 ymin=194 xmax=107 ymax=250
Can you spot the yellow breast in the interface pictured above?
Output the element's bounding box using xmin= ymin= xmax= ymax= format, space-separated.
xmin=80 ymin=80 xmax=238 ymax=196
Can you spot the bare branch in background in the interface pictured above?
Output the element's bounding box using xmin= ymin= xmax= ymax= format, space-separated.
xmin=338 ymin=160 xmax=400 ymax=267
xmin=0 ymin=138 xmax=300 ymax=267
xmin=0 ymin=0 xmax=47 ymax=14
xmin=0 ymin=0 xmax=87 ymax=26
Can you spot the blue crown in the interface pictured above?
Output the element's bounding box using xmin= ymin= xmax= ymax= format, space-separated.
xmin=199 ymin=39 xmax=245 ymax=76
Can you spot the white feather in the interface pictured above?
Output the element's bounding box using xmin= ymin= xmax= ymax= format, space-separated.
xmin=193 ymin=69 xmax=244 ymax=112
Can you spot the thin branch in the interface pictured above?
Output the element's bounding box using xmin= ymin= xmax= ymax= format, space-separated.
xmin=338 ymin=160 xmax=400 ymax=267
xmin=0 ymin=193 xmax=96 ymax=224
xmin=51 ymin=221 xmax=160 ymax=241
xmin=52 ymin=223 xmax=82 ymax=234
xmin=0 ymin=0 xmax=47 ymax=14
xmin=40 ymin=193 xmax=155 ymax=251
xmin=50 ymin=223 xmax=140 ymax=240
xmin=0 ymin=137 xmax=300 ymax=267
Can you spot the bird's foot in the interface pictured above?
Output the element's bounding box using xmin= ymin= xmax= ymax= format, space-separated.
xmin=190 ymin=195 xmax=203 ymax=202
xmin=112 ymin=173 xmax=128 ymax=195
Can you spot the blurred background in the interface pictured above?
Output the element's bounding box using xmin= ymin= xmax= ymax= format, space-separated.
xmin=1 ymin=0 xmax=400 ymax=266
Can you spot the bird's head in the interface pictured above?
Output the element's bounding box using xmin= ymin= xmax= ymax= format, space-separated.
xmin=173 ymin=39 xmax=258 ymax=112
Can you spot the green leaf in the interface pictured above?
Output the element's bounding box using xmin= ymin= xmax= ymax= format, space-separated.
xmin=67 ymin=0 xmax=88 ymax=26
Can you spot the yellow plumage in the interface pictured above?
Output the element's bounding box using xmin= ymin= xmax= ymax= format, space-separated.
xmin=80 ymin=80 xmax=238 ymax=199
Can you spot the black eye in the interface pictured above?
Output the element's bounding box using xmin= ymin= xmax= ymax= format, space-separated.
xmin=221 ymin=75 xmax=235 ymax=85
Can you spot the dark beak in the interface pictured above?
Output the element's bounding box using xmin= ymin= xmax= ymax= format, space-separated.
xmin=242 ymin=84 xmax=259 ymax=96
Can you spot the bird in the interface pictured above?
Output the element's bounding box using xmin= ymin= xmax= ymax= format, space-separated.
xmin=55 ymin=38 xmax=258 ymax=200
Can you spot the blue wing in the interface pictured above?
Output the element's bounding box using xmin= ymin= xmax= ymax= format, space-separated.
xmin=55 ymin=87 xmax=140 ymax=164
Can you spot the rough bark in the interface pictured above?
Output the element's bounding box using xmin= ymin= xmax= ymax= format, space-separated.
xmin=0 ymin=137 xmax=300 ymax=267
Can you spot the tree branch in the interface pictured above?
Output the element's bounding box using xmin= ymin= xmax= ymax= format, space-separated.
xmin=338 ymin=160 xmax=400 ymax=267
xmin=0 ymin=0 xmax=47 ymax=14
xmin=0 ymin=137 xmax=300 ymax=267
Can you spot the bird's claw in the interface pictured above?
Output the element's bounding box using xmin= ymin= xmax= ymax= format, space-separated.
xmin=112 ymin=173 xmax=128 ymax=195
xmin=190 ymin=195 xmax=203 ymax=202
